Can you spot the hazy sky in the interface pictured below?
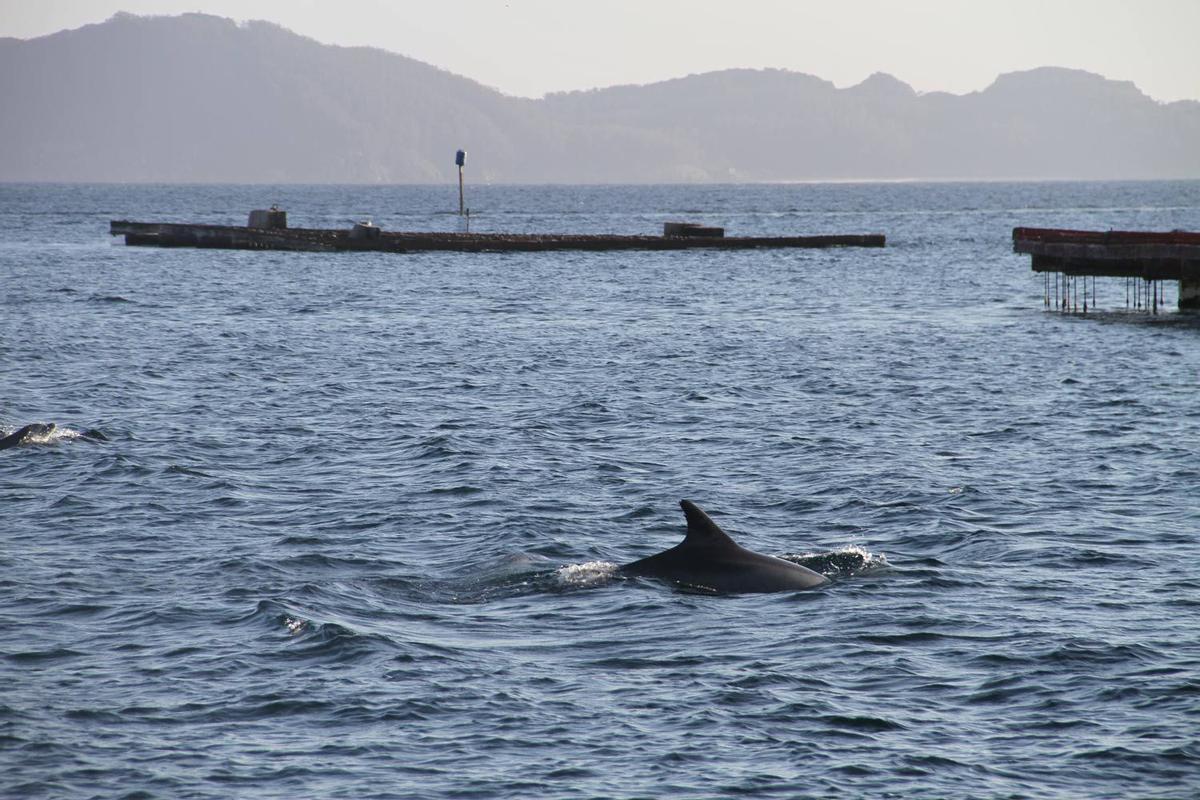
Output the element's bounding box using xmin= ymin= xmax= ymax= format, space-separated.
xmin=3 ymin=0 xmax=1198 ymax=102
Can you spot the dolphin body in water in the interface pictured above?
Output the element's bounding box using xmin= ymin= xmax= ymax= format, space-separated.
xmin=0 ymin=423 xmax=107 ymax=450
xmin=0 ymin=423 xmax=57 ymax=450
xmin=621 ymin=500 xmax=829 ymax=593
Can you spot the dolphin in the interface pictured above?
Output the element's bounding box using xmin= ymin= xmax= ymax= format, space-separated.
xmin=621 ymin=500 xmax=830 ymax=593
xmin=0 ymin=422 xmax=56 ymax=450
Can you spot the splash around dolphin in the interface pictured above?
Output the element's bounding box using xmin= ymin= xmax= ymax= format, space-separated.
xmin=0 ymin=423 xmax=58 ymax=450
xmin=620 ymin=500 xmax=829 ymax=593
xmin=0 ymin=423 xmax=108 ymax=450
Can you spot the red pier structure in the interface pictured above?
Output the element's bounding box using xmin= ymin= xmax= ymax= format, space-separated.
xmin=1013 ymin=227 xmax=1200 ymax=313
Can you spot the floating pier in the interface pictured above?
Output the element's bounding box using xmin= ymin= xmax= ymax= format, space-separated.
xmin=1013 ymin=227 xmax=1200 ymax=313
xmin=110 ymin=210 xmax=885 ymax=254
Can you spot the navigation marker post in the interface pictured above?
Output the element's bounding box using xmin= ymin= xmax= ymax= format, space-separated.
xmin=455 ymin=149 xmax=466 ymax=216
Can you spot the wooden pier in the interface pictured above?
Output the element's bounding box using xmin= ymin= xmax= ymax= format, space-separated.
xmin=110 ymin=215 xmax=885 ymax=254
xmin=1013 ymin=227 xmax=1200 ymax=312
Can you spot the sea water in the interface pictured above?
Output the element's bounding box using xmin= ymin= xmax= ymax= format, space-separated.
xmin=2 ymin=181 xmax=1198 ymax=798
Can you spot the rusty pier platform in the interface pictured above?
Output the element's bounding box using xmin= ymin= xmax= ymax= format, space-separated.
xmin=111 ymin=213 xmax=884 ymax=254
xmin=1013 ymin=227 xmax=1200 ymax=313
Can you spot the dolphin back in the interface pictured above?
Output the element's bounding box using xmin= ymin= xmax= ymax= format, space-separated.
xmin=621 ymin=500 xmax=829 ymax=593
xmin=0 ymin=423 xmax=55 ymax=450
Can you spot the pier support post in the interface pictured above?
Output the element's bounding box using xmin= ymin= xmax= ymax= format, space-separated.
xmin=1180 ymin=262 xmax=1200 ymax=311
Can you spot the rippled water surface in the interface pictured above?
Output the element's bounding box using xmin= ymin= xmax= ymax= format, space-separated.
xmin=2 ymin=182 xmax=1198 ymax=799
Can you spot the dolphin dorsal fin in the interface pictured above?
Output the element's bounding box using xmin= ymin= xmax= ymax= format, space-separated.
xmin=680 ymin=500 xmax=739 ymax=549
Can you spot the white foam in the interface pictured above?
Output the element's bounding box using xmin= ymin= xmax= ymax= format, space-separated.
xmin=3 ymin=425 xmax=81 ymax=445
xmin=840 ymin=545 xmax=890 ymax=573
xmin=50 ymin=427 xmax=84 ymax=442
xmin=555 ymin=561 xmax=619 ymax=588
xmin=25 ymin=428 xmax=63 ymax=445
xmin=781 ymin=545 xmax=890 ymax=576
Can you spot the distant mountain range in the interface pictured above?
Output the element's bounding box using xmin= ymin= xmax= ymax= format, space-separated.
xmin=2 ymin=12 xmax=1197 ymax=183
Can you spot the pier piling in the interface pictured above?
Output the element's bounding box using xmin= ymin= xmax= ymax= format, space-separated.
xmin=1013 ymin=227 xmax=1200 ymax=313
